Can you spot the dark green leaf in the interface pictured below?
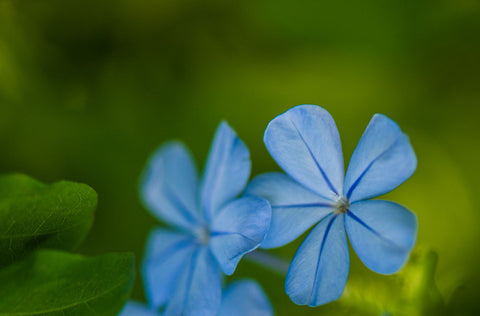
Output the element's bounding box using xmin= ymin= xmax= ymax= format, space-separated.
xmin=0 ymin=174 xmax=97 ymax=266
xmin=0 ymin=250 xmax=135 ymax=315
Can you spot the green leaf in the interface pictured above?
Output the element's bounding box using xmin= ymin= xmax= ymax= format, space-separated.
xmin=0 ymin=250 xmax=135 ymax=315
xmin=0 ymin=174 xmax=97 ymax=266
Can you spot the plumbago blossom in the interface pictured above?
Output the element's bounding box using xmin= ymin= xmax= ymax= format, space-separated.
xmin=120 ymin=279 xmax=273 ymax=316
xmin=133 ymin=122 xmax=272 ymax=315
xmin=246 ymin=105 xmax=418 ymax=306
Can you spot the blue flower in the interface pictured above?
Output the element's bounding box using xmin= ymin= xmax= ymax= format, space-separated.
xmin=119 ymin=279 xmax=274 ymax=316
xmin=139 ymin=122 xmax=271 ymax=315
xmin=246 ymin=105 xmax=418 ymax=306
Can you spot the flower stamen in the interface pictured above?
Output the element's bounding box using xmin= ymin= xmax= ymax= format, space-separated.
xmin=194 ymin=227 xmax=210 ymax=245
xmin=334 ymin=196 xmax=350 ymax=214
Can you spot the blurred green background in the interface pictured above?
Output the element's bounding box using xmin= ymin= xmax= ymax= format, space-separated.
xmin=1 ymin=0 xmax=479 ymax=315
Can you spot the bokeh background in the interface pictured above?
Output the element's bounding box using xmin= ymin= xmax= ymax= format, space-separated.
xmin=1 ymin=0 xmax=479 ymax=315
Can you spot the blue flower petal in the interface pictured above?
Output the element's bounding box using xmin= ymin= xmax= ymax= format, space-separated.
xmin=140 ymin=141 xmax=201 ymax=230
xmin=142 ymin=228 xmax=197 ymax=308
xmin=345 ymin=200 xmax=417 ymax=274
xmin=118 ymin=301 xmax=157 ymax=316
xmin=286 ymin=214 xmax=349 ymax=306
xmin=246 ymin=172 xmax=334 ymax=249
xmin=210 ymin=196 xmax=271 ymax=275
xmin=164 ymin=247 xmax=222 ymax=316
xmin=344 ymin=114 xmax=417 ymax=202
xmin=200 ymin=121 xmax=251 ymax=222
xmin=264 ymin=105 xmax=344 ymax=200
xmin=218 ymin=280 xmax=274 ymax=316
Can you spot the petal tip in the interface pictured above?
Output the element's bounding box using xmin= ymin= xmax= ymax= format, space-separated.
xmin=218 ymin=119 xmax=232 ymax=131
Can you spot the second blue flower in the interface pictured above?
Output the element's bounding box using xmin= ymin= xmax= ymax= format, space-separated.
xmin=140 ymin=121 xmax=271 ymax=315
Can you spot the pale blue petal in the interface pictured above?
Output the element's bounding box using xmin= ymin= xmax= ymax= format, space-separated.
xmin=218 ymin=280 xmax=273 ymax=316
xmin=286 ymin=214 xmax=349 ymax=306
xmin=140 ymin=141 xmax=201 ymax=230
xmin=200 ymin=121 xmax=251 ymax=222
xmin=344 ymin=114 xmax=417 ymax=202
xmin=142 ymin=228 xmax=197 ymax=308
xmin=263 ymin=105 xmax=344 ymax=200
xmin=246 ymin=172 xmax=334 ymax=249
xmin=210 ymin=196 xmax=271 ymax=275
xmin=164 ymin=247 xmax=222 ymax=316
xmin=118 ymin=301 xmax=157 ymax=316
xmin=345 ymin=200 xmax=417 ymax=274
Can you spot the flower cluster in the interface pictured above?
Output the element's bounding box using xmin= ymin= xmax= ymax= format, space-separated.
xmin=122 ymin=104 xmax=417 ymax=315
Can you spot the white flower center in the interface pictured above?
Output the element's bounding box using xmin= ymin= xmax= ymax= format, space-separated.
xmin=334 ymin=195 xmax=350 ymax=214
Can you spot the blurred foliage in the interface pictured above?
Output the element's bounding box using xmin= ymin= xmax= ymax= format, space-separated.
xmin=339 ymin=248 xmax=444 ymax=316
xmin=0 ymin=0 xmax=479 ymax=315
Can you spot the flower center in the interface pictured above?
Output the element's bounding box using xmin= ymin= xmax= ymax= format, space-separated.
xmin=334 ymin=195 xmax=350 ymax=214
xmin=194 ymin=227 xmax=210 ymax=245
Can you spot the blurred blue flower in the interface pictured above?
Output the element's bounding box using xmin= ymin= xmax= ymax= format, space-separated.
xmin=119 ymin=279 xmax=274 ymax=316
xmin=246 ymin=105 xmax=418 ymax=306
xmin=139 ymin=122 xmax=271 ymax=315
